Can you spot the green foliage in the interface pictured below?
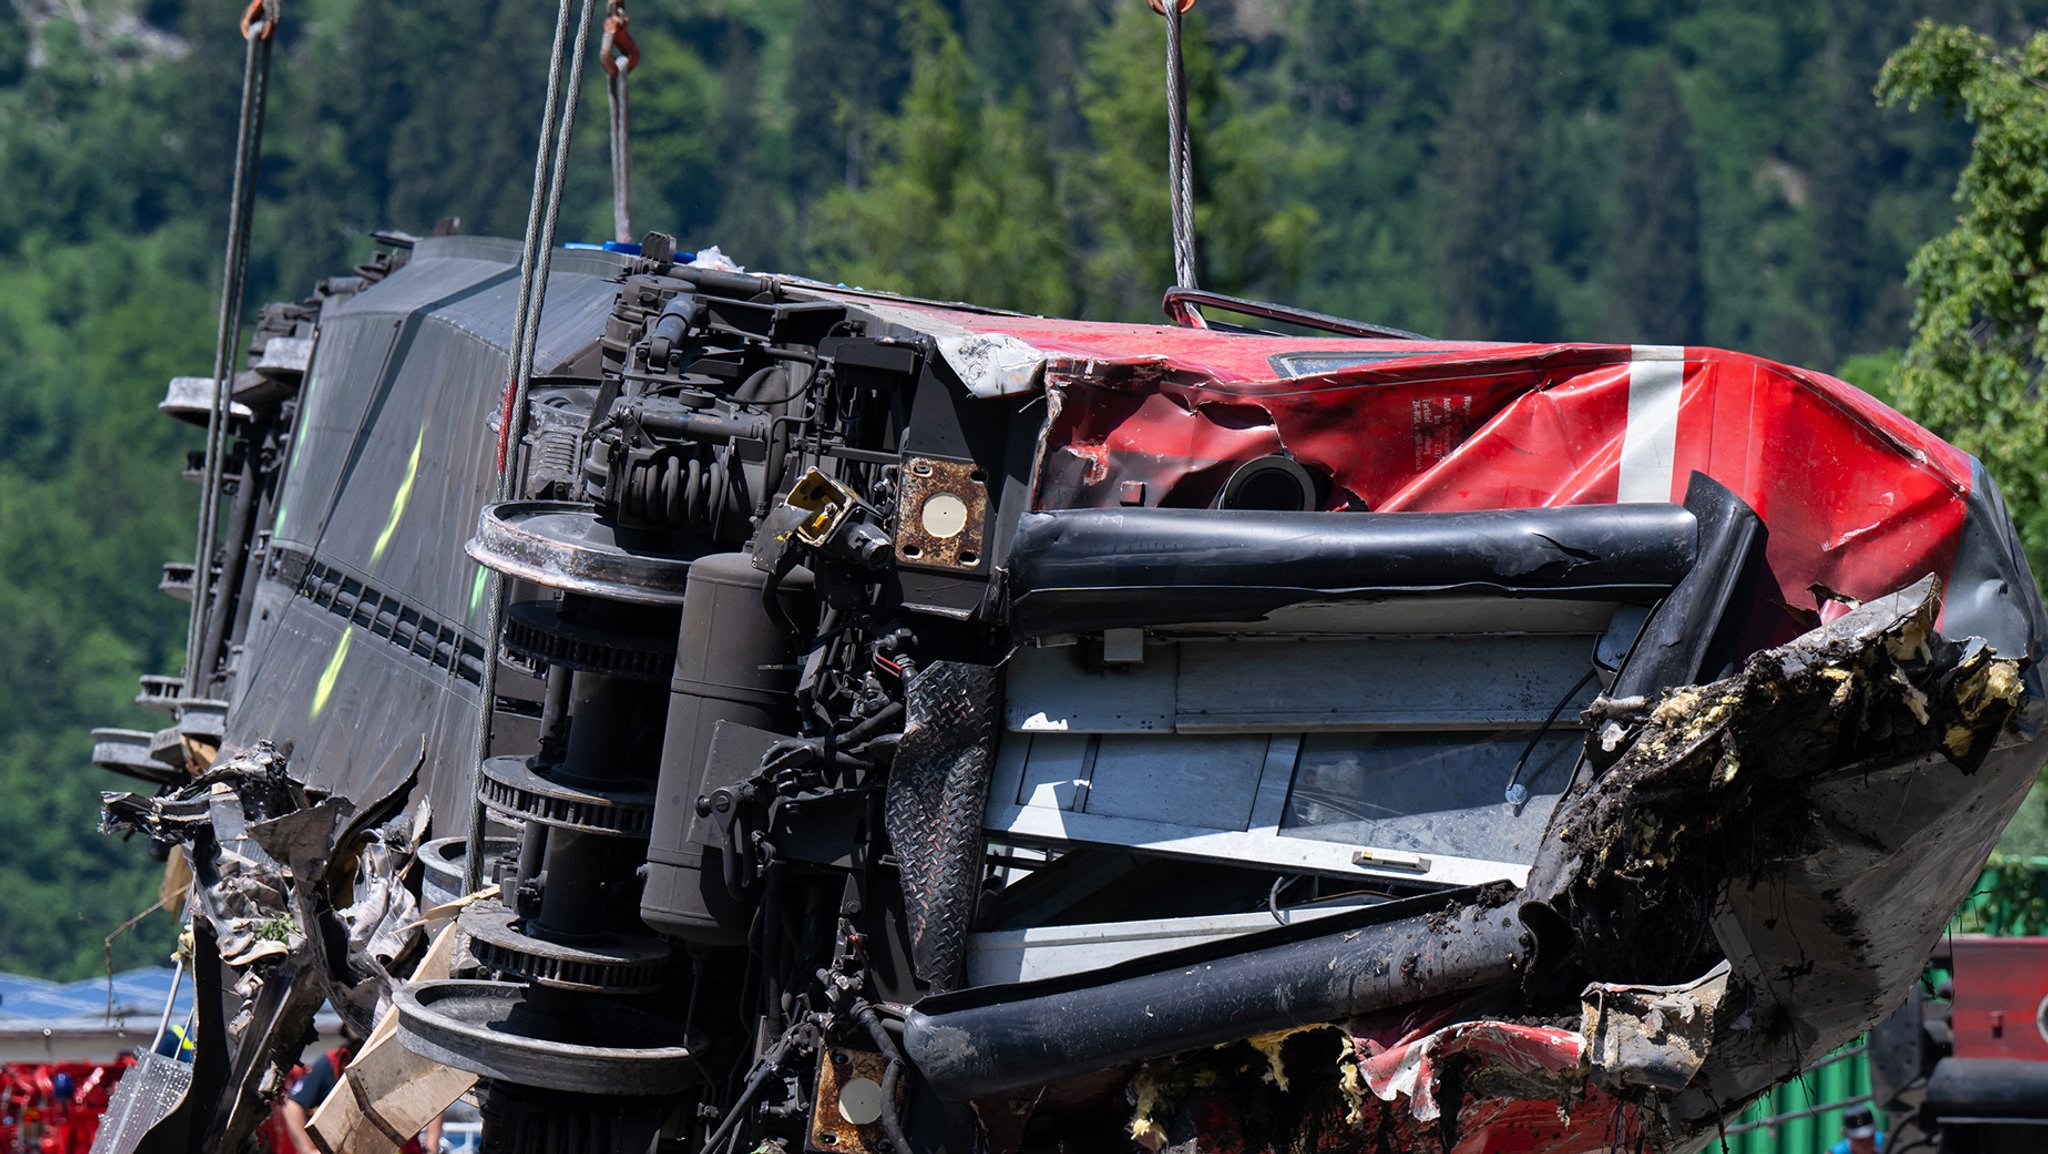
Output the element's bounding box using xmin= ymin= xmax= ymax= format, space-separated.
xmin=1429 ymin=8 xmax=1557 ymax=341
xmin=1953 ymin=854 xmax=2048 ymax=935
xmin=1835 ymin=348 xmax=1905 ymax=406
xmin=814 ymin=3 xmax=1314 ymax=321
xmin=1877 ymin=20 xmax=2048 ymax=861
xmin=815 ymin=1 xmax=1072 ymax=314
xmin=1609 ymin=57 xmax=1706 ymax=345
xmin=1879 ymin=21 xmax=2048 ymax=587
xmin=0 ymin=228 xmax=212 ymax=978
xmin=1999 ymin=787 xmax=2048 ymax=859
xmin=0 ymin=5 xmax=25 ymax=88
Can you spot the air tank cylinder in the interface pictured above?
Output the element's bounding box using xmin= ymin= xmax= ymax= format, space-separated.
xmin=641 ymin=551 xmax=809 ymax=943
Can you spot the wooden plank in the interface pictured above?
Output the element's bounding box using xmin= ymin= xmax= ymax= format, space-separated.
xmin=413 ymin=882 xmax=500 ymax=928
xmin=308 ymin=920 xmax=477 ymax=1154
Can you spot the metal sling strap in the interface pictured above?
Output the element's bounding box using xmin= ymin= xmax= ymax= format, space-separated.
xmin=186 ymin=0 xmax=282 ymax=698
xmin=602 ymin=0 xmax=640 ymax=245
xmin=1150 ymin=0 xmax=1200 ymax=290
xmin=462 ymin=0 xmax=599 ymax=893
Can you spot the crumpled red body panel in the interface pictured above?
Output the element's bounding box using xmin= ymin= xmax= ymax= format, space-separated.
xmin=921 ymin=308 xmax=1976 ymax=648
xmin=1143 ymin=1017 xmax=1642 ymax=1154
xmin=868 ymin=308 xmax=2008 ymax=1152
xmin=1354 ymin=1020 xmax=1635 ymax=1154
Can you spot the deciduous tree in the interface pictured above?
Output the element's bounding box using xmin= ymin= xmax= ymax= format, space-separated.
xmin=1879 ymin=21 xmax=2048 ymax=583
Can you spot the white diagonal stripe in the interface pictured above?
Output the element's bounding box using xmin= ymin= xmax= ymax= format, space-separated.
xmin=1618 ymin=345 xmax=1685 ymax=503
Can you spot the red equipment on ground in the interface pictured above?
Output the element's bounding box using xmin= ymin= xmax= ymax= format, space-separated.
xmin=1872 ymin=935 xmax=2048 ymax=1153
xmin=1 ymin=1059 xmax=133 ymax=1154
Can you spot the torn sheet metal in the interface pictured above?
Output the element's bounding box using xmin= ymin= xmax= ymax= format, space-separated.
xmin=1579 ymin=964 xmax=1729 ymax=1093
xmin=1121 ymin=1017 xmax=1640 ymax=1154
xmin=1523 ymin=576 xmax=2040 ymax=1138
xmin=1359 ymin=1020 xmax=1588 ymax=1126
xmin=202 ymin=845 xmax=299 ymax=968
xmin=102 ymin=746 xmax=321 ymax=972
xmin=337 ymin=802 xmax=429 ymax=993
xmin=786 ymin=288 xmax=2043 ymax=670
xmin=101 ymin=746 xmax=334 ymax=1152
xmin=1349 ymin=1018 xmax=1654 ymax=1154
xmin=1026 ymin=343 xmax=1981 ymax=653
xmin=97 ymin=743 xmax=425 ymax=1154
xmin=802 ymin=292 xmax=1049 ymax=397
xmin=931 ymin=331 xmax=1045 ymax=398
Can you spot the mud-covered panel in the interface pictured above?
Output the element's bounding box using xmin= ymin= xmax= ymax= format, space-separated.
xmin=1510 ymin=578 xmax=2044 ymax=1133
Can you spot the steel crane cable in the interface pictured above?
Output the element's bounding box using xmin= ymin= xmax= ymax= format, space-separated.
xmin=1150 ymin=0 xmax=1199 ymax=290
xmin=602 ymin=0 xmax=640 ymax=244
xmin=463 ymin=0 xmax=599 ymax=893
xmin=185 ymin=0 xmax=281 ymax=698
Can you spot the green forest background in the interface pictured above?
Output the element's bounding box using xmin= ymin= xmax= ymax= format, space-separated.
xmin=5 ymin=0 xmax=2048 ymax=979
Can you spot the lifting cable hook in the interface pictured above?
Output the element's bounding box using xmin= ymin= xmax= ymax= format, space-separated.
xmin=1146 ymin=0 xmax=1200 ymax=290
xmin=601 ymin=0 xmax=639 ymax=77
xmin=601 ymin=0 xmax=638 ymax=244
xmin=240 ymin=0 xmax=280 ymax=42
xmin=191 ymin=0 xmax=280 ymax=692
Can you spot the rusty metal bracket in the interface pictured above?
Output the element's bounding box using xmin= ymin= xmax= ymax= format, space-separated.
xmin=808 ymin=1047 xmax=899 ymax=1153
xmin=894 ymin=457 xmax=989 ymax=571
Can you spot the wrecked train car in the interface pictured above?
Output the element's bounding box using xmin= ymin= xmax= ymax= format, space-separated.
xmin=92 ymin=238 xmax=2048 ymax=1154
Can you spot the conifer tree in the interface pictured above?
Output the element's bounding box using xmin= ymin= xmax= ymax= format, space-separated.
xmin=1069 ymin=4 xmax=1314 ymax=319
xmin=816 ymin=1 xmax=1071 ymax=314
xmin=1810 ymin=66 xmax=1875 ymax=357
xmin=1609 ymin=57 xmax=1706 ymax=345
xmin=1804 ymin=0 xmax=1914 ymax=358
xmin=788 ymin=0 xmax=909 ymax=195
xmin=0 ymin=4 xmax=26 ymax=89
xmin=384 ymin=5 xmax=554 ymax=238
xmin=1426 ymin=8 xmax=1553 ymax=341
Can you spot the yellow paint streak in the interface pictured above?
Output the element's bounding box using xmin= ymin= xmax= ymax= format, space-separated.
xmin=312 ymin=628 xmax=353 ymax=719
xmin=371 ymin=428 xmax=426 ymax=563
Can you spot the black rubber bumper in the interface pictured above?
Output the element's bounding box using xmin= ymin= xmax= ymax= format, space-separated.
xmin=902 ymin=892 xmax=1526 ymax=1101
xmin=1925 ymin=1057 xmax=2048 ymax=1119
xmin=1003 ymin=502 xmax=1699 ymax=635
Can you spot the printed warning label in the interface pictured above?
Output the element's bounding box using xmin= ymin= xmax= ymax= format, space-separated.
xmin=1411 ymin=394 xmax=1473 ymax=470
